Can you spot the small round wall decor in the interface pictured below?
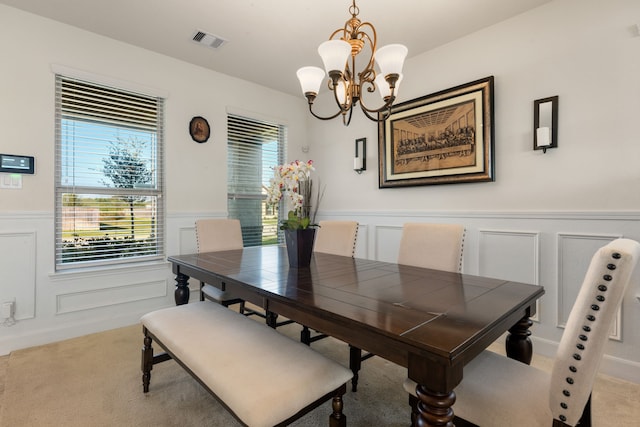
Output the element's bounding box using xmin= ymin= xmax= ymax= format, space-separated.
xmin=189 ymin=116 xmax=210 ymax=143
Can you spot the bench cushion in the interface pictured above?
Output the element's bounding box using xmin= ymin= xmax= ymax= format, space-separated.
xmin=141 ymin=301 xmax=352 ymax=427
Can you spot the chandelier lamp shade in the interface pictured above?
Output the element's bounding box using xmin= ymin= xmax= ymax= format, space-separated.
xmin=296 ymin=0 xmax=408 ymax=125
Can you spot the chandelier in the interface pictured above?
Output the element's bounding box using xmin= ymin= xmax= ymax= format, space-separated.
xmin=296 ymin=0 xmax=408 ymax=126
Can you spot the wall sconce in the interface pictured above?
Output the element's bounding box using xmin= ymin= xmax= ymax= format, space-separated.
xmin=354 ymin=137 xmax=366 ymax=174
xmin=533 ymin=96 xmax=558 ymax=153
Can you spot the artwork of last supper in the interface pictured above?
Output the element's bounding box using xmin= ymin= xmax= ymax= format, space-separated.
xmin=378 ymin=76 xmax=494 ymax=188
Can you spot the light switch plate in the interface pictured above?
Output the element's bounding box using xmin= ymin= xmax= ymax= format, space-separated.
xmin=0 ymin=173 xmax=22 ymax=189
xmin=1 ymin=301 xmax=14 ymax=319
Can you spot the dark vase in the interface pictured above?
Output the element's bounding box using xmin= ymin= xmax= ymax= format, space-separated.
xmin=284 ymin=228 xmax=316 ymax=268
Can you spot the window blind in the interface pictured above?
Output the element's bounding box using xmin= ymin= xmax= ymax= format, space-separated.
xmin=54 ymin=75 xmax=165 ymax=269
xmin=227 ymin=114 xmax=286 ymax=246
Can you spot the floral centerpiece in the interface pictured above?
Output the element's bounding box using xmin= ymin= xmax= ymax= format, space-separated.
xmin=265 ymin=160 xmax=322 ymax=267
xmin=265 ymin=159 xmax=320 ymax=230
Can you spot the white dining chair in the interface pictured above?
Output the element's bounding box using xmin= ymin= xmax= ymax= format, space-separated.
xmin=313 ymin=220 xmax=359 ymax=257
xmin=404 ymin=238 xmax=640 ymax=427
xmin=301 ymin=220 xmax=360 ymax=345
xmin=397 ymin=222 xmax=465 ymax=272
xmin=195 ymin=219 xmax=247 ymax=311
xmin=350 ymin=222 xmax=466 ymax=391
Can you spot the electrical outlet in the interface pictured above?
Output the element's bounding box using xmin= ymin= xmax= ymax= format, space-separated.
xmin=2 ymin=301 xmax=14 ymax=319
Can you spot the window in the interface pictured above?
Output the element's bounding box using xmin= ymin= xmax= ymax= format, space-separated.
xmin=54 ymin=75 xmax=164 ymax=270
xmin=227 ymin=114 xmax=286 ymax=246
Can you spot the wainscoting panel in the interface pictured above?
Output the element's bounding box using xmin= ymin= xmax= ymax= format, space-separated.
xmin=478 ymin=229 xmax=540 ymax=320
xmin=374 ymin=225 xmax=402 ymax=262
xmin=0 ymin=231 xmax=36 ymax=320
xmin=557 ymin=233 xmax=622 ymax=340
xmin=179 ymin=225 xmax=197 ymax=255
xmin=478 ymin=230 xmax=540 ymax=283
xmin=56 ymin=280 xmax=168 ymax=314
xmin=354 ymin=223 xmax=368 ymax=260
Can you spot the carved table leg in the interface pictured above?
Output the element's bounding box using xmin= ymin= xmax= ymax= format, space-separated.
xmin=415 ymin=384 xmax=455 ymax=427
xmin=506 ymin=315 xmax=533 ymax=364
xmin=174 ymin=272 xmax=190 ymax=306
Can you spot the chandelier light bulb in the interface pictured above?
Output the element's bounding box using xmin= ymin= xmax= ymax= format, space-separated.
xmin=296 ymin=66 xmax=325 ymax=96
xmin=375 ymin=73 xmax=403 ymax=100
xmin=374 ymin=44 xmax=408 ymax=78
xmin=318 ymin=40 xmax=351 ymax=75
xmin=336 ymin=80 xmax=349 ymax=106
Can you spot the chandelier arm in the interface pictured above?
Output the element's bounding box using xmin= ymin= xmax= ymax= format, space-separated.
xmin=308 ymin=103 xmax=345 ymax=121
xmin=329 ymin=73 xmax=353 ymax=112
xmin=358 ymin=93 xmax=395 ymax=114
xmin=359 ymin=103 xmax=387 ymax=122
xmin=356 ymin=22 xmax=377 ymax=72
xmin=329 ymin=28 xmax=348 ymax=41
xmin=342 ymin=104 xmax=355 ymax=126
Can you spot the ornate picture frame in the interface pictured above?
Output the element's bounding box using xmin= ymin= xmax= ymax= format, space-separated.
xmin=378 ymin=76 xmax=494 ymax=188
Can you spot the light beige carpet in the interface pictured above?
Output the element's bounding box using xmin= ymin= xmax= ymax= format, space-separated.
xmin=0 ymin=321 xmax=408 ymax=427
xmin=1 ymin=320 xmax=639 ymax=426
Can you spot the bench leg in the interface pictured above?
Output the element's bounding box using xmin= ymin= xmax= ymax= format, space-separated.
xmin=329 ymin=394 xmax=347 ymax=427
xmin=141 ymin=328 xmax=153 ymax=393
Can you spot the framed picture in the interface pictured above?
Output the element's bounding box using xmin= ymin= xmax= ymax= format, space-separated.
xmin=378 ymin=76 xmax=494 ymax=188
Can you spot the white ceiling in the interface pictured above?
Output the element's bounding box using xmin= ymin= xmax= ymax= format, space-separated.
xmin=0 ymin=0 xmax=552 ymax=97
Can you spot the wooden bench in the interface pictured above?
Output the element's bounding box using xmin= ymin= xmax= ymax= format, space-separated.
xmin=141 ymin=301 xmax=353 ymax=427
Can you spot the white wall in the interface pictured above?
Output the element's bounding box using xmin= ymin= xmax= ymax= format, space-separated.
xmin=0 ymin=5 xmax=308 ymax=353
xmin=307 ymin=0 xmax=640 ymax=382
xmin=2 ymin=0 xmax=640 ymax=384
xmin=309 ymin=0 xmax=640 ymax=212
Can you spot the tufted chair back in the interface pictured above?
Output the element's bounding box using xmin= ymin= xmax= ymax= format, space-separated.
xmin=195 ymin=219 xmax=244 ymax=253
xmin=314 ymin=220 xmax=359 ymax=257
xmin=549 ymin=238 xmax=640 ymax=425
xmin=397 ymin=223 xmax=465 ymax=272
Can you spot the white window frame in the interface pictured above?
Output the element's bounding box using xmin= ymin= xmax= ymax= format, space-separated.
xmin=54 ymin=74 xmax=165 ymax=270
xmin=227 ymin=113 xmax=286 ymax=246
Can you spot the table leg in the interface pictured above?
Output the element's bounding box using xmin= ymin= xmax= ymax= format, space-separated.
xmin=409 ymin=353 xmax=461 ymax=427
xmin=415 ymin=385 xmax=456 ymax=427
xmin=174 ymin=272 xmax=190 ymax=305
xmin=505 ymin=315 xmax=533 ymax=364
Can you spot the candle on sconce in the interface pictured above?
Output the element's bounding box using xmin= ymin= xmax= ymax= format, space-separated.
xmin=354 ymin=157 xmax=363 ymax=170
xmin=536 ymin=127 xmax=551 ymax=148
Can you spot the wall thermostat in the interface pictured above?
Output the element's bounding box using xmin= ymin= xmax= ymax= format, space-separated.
xmin=0 ymin=154 xmax=35 ymax=174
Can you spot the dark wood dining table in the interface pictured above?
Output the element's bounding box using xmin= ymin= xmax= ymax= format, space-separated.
xmin=167 ymin=245 xmax=544 ymax=427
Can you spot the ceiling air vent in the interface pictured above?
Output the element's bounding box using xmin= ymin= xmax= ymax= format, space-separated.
xmin=191 ymin=30 xmax=228 ymax=50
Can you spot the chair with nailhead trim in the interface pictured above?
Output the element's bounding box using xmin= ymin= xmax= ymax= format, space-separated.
xmin=300 ymin=220 xmax=360 ymax=346
xmin=350 ymin=223 xmax=466 ymax=392
xmin=313 ymin=220 xmax=359 ymax=257
xmin=403 ymin=237 xmax=640 ymax=427
xmin=195 ymin=219 xmax=246 ymax=310
xmin=196 ymin=219 xmax=270 ymax=321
